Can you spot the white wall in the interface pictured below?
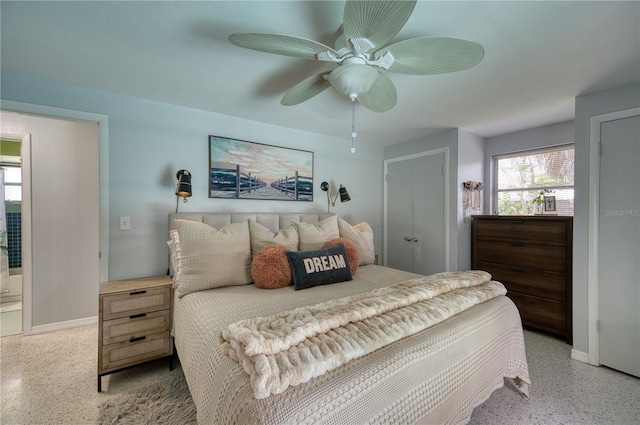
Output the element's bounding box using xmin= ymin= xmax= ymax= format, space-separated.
xmin=457 ymin=129 xmax=485 ymax=271
xmin=1 ymin=71 xmax=384 ymax=327
xmin=573 ymin=81 xmax=640 ymax=354
xmin=0 ymin=111 xmax=100 ymax=328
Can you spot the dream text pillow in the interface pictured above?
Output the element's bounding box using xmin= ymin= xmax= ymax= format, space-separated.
xmin=286 ymin=244 xmax=353 ymax=290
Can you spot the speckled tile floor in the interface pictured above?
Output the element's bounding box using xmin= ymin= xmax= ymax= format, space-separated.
xmin=0 ymin=325 xmax=175 ymax=425
xmin=1 ymin=325 xmax=639 ymax=425
xmin=469 ymin=330 xmax=640 ymax=425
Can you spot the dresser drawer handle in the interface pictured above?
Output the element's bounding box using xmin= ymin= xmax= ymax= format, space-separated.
xmin=510 ymin=267 xmax=524 ymax=272
xmin=130 ymin=313 xmax=147 ymax=319
xmin=510 ymin=242 xmax=524 ymax=246
xmin=509 ymin=293 xmax=524 ymax=299
xmin=504 ymin=220 xmax=524 ymax=225
xmin=130 ymin=290 xmax=147 ymax=295
xmin=130 ymin=336 xmax=146 ymax=343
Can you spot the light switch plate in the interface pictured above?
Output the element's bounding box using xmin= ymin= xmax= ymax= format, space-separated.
xmin=120 ymin=216 xmax=131 ymax=230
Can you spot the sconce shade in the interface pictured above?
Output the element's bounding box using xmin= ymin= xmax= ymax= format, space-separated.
xmin=320 ymin=181 xmax=350 ymax=212
xmin=176 ymin=169 xmax=192 ymax=202
xmin=339 ymin=185 xmax=350 ymax=203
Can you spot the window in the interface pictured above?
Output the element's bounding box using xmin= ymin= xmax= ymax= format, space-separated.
xmin=2 ymin=166 xmax=22 ymax=202
xmin=493 ymin=144 xmax=574 ymax=216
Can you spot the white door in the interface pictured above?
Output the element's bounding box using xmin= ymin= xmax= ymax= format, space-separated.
xmin=385 ymin=150 xmax=446 ymax=274
xmin=598 ymin=114 xmax=640 ymax=377
xmin=386 ymin=159 xmax=413 ymax=272
xmin=412 ymin=153 xmax=445 ymax=275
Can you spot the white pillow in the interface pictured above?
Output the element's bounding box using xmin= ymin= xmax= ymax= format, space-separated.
xmin=337 ymin=217 xmax=375 ymax=265
xmin=167 ymin=240 xmax=177 ymax=277
xmin=171 ymin=219 xmax=252 ymax=297
xmin=292 ymin=215 xmax=339 ymax=251
xmin=249 ymin=220 xmax=299 ymax=257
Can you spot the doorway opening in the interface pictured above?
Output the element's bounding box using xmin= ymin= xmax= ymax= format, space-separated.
xmin=1 ymin=138 xmax=23 ymax=337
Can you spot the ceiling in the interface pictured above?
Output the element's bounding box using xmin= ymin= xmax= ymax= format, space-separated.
xmin=1 ymin=1 xmax=639 ymax=146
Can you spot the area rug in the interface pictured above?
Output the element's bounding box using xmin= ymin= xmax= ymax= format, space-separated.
xmin=98 ymin=369 xmax=196 ymax=425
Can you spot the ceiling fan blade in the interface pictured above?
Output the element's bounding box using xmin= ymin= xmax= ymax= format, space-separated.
xmin=375 ymin=36 xmax=485 ymax=75
xmin=229 ymin=33 xmax=339 ymax=61
xmin=281 ymin=72 xmax=333 ymax=106
xmin=343 ymin=0 xmax=416 ymax=51
xmin=357 ymin=72 xmax=397 ymax=112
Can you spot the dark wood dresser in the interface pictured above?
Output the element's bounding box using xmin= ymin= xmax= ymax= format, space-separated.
xmin=471 ymin=215 xmax=573 ymax=344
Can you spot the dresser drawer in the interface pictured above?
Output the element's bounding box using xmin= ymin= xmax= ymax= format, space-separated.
xmin=477 ymin=262 xmax=566 ymax=302
xmin=474 ymin=219 xmax=567 ymax=244
xmin=102 ymin=287 xmax=171 ymax=320
xmin=100 ymin=332 xmax=173 ymax=373
xmin=102 ymin=310 xmax=171 ymax=345
xmin=475 ymin=239 xmax=567 ymax=273
xmin=509 ymin=293 xmax=566 ymax=335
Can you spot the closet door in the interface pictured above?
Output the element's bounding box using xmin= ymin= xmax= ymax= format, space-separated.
xmin=598 ymin=114 xmax=640 ymax=378
xmin=386 ymin=159 xmax=413 ymax=272
xmin=384 ymin=150 xmax=446 ymax=274
xmin=412 ymin=153 xmax=445 ymax=275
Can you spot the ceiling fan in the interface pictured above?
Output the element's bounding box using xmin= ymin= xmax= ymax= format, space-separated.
xmin=229 ymin=0 xmax=485 ymax=113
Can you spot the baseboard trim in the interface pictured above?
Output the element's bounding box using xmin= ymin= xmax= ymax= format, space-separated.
xmin=571 ymin=348 xmax=591 ymax=364
xmin=29 ymin=316 xmax=97 ymax=335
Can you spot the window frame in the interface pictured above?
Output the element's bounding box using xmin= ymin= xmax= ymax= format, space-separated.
xmin=2 ymin=164 xmax=22 ymax=202
xmin=491 ymin=143 xmax=575 ymax=216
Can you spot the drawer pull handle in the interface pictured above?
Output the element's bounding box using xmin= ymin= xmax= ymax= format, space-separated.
xmin=504 ymin=220 xmax=524 ymax=225
xmin=130 ymin=290 xmax=147 ymax=295
xmin=509 ymin=293 xmax=524 ymax=299
xmin=130 ymin=336 xmax=146 ymax=343
xmin=130 ymin=313 xmax=147 ymax=319
xmin=510 ymin=267 xmax=524 ymax=272
xmin=510 ymin=242 xmax=524 ymax=246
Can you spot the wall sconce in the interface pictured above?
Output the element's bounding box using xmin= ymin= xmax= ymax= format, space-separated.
xmin=175 ymin=169 xmax=192 ymax=212
xmin=320 ymin=181 xmax=350 ymax=213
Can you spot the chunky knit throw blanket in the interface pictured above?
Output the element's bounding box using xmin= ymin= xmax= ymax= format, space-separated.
xmin=219 ymin=270 xmax=506 ymax=399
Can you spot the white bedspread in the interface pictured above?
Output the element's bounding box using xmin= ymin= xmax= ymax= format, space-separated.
xmin=174 ymin=265 xmax=530 ymax=424
xmin=220 ymin=271 xmax=507 ymax=399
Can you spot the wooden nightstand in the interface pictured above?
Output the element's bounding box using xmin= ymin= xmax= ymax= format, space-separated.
xmin=98 ymin=275 xmax=173 ymax=392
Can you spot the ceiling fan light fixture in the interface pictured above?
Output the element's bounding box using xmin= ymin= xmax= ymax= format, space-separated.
xmin=326 ymin=63 xmax=379 ymax=100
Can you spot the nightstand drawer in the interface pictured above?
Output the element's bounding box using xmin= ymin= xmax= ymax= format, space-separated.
xmin=100 ymin=332 xmax=173 ymax=373
xmin=102 ymin=310 xmax=171 ymax=345
xmin=474 ymin=219 xmax=567 ymax=244
xmin=102 ymin=287 xmax=171 ymax=320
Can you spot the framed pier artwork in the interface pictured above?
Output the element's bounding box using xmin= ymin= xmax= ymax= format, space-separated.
xmin=209 ymin=135 xmax=314 ymax=201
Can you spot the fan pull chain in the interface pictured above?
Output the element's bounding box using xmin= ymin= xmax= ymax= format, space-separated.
xmin=350 ymin=98 xmax=357 ymax=154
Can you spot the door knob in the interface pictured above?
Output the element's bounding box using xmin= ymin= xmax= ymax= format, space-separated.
xmin=412 ymin=237 xmax=418 ymax=242
xmin=404 ymin=237 xmax=412 ymax=241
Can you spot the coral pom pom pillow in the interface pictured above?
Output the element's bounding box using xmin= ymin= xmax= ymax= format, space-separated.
xmin=251 ymin=244 xmax=293 ymax=289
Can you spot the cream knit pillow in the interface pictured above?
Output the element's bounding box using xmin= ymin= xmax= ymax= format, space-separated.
xmin=292 ymin=215 xmax=339 ymax=251
xmin=249 ymin=220 xmax=299 ymax=258
xmin=337 ymin=217 xmax=375 ymax=265
xmin=171 ymin=219 xmax=252 ymax=297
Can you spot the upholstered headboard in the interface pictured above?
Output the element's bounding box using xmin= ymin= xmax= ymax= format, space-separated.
xmin=169 ymin=212 xmax=335 ymax=233
xmin=168 ymin=212 xmax=336 ymax=276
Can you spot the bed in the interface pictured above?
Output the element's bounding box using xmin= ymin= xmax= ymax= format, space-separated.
xmin=169 ymin=212 xmax=530 ymax=425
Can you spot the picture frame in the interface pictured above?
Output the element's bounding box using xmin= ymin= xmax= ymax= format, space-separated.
xmin=209 ymin=135 xmax=313 ymax=201
xmin=544 ymin=195 xmax=556 ymax=212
